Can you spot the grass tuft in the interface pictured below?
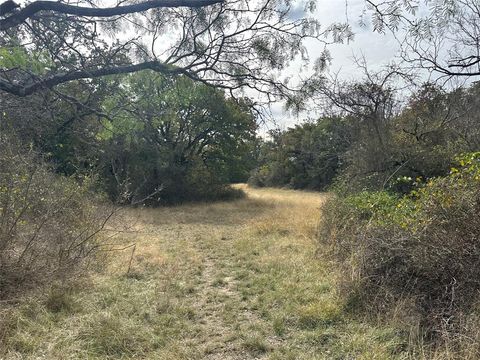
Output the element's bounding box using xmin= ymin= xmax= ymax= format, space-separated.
xmin=241 ymin=333 xmax=269 ymax=354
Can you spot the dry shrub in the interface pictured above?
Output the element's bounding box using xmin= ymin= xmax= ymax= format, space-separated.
xmin=319 ymin=153 xmax=480 ymax=348
xmin=0 ymin=133 xmax=110 ymax=297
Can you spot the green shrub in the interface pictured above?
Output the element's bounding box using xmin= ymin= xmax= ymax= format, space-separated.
xmin=319 ymin=153 xmax=480 ymax=339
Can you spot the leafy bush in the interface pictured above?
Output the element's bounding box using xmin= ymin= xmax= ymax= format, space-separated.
xmin=0 ymin=133 xmax=109 ymax=297
xmin=319 ymin=153 xmax=480 ymax=338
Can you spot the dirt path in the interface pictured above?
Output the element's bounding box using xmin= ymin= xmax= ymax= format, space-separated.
xmin=131 ymin=188 xmax=284 ymax=359
xmin=111 ymin=185 xmax=328 ymax=359
xmin=1 ymin=186 xmax=404 ymax=359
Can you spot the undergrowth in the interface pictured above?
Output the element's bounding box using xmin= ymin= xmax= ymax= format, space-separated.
xmin=319 ymin=153 xmax=480 ymax=358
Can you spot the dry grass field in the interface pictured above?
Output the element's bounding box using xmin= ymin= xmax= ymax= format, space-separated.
xmin=0 ymin=185 xmax=407 ymax=359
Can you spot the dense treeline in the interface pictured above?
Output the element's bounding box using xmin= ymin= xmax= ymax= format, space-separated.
xmin=2 ymin=72 xmax=257 ymax=204
xmin=250 ymin=82 xmax=480 ymax=194
xmin=249 ymin=117 xmax=352 ymax=190
xmin=98 ymin=73 xmax=257 ymax=204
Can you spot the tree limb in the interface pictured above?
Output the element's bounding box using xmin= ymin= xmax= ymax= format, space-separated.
xmin=0 ymin=60 xmax=189 ymax=96
xmin=0 ymin=0 xmax=223 ymax=31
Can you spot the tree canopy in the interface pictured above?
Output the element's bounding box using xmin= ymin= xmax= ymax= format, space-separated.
xmin=0 ymin=0 xmax=352 ymax=103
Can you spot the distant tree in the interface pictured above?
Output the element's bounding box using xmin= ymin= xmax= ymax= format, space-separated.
xmin=99 ymin=71 xmax=257 ymax=203
xmin=307 ymin=66 xmax=403 ymax=189
xmin=315 ymin=75 xmax=480 ymax=193
xmin=249 ymin=116 xmax=353 ymax=190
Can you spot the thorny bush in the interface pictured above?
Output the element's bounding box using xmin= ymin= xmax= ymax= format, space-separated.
xmin=0 ymin=133 xmax=112 ymax=297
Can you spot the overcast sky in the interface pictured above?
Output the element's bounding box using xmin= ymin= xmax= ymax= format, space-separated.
xmin=266 ymin=0 xmax=401 ymax=131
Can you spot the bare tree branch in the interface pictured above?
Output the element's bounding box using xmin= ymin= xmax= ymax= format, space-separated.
xmin=366 ymin=0 xmax=480 ymax=79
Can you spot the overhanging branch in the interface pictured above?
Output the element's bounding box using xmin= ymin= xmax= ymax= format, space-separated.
xmin=0 ymin=0 xmax=223 ymax=31
xmin=0 ymin=61 xmax=187 ymax=96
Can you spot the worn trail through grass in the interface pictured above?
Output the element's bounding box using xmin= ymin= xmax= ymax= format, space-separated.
xmin=1 ymin=186 xmax=405 ymax=359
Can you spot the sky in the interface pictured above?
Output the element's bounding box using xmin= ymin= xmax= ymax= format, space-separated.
xmin=266 ymin=0 xmax=401 ymax=131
